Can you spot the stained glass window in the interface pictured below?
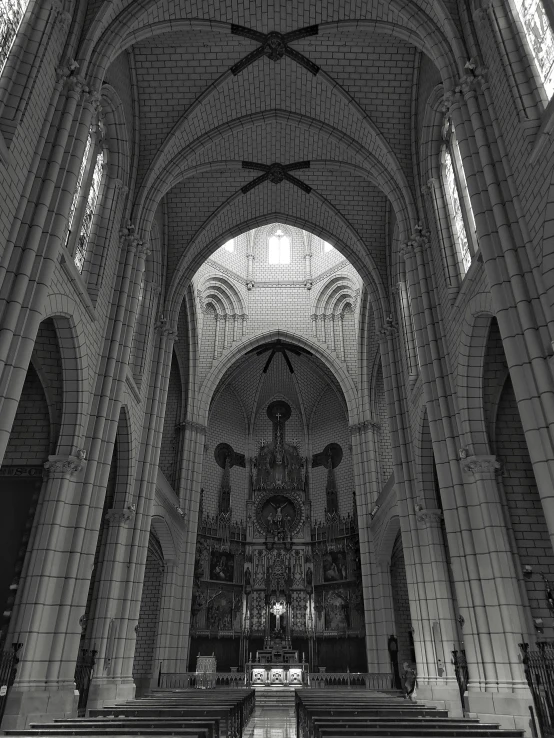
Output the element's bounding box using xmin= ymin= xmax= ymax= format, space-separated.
xmin=0 ymin=0 xmax=29 ymax=74
xmin=66 ymin=133 xmax=92 ymax=249
xmin=268 ymin=229 xmax=291 ymax=264
xmin=442 ymin=122 xmax=475 ymax=275
xmin=74 ymin=149 xmax=104 ymax=273
xmin=514 ymin=0 xmax=554 ymax=97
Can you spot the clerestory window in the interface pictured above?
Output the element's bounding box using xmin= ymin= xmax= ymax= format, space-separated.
xmin=514 ymin=0 xmax=554 ymax=97
xmin=268 ymin=229 xmax=291 ymax=264
xmin=440 ymin=119 xmax=477 ymax=276
xmin=0 ymin=0 xmax=30 ymax=74
xmin=65 ymin=125 xmax=105 ymax=274
xmin=323 ymin=241 xmax=333 ymax=253
xmin=223 ymin=239 xmax=235 ymax=252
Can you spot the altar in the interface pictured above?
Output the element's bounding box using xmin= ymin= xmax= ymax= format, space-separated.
xmin=248 ymin=661 xmax=307 ymax=686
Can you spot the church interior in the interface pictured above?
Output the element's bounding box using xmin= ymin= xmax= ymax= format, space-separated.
xmin=1 ymin=0 xmax=554 ymax=736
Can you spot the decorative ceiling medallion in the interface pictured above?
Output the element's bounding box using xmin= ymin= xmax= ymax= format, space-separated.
xmin=230 ymin=25 xmax=320 ymax=76
xmin=241 ymin=161 xmax=311 ymax=195
xmin=254 ymin=489 xmax=304 ymax=537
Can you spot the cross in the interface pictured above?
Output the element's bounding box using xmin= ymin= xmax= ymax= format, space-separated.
xmin=230 ymin=25 xmax=320 ymax=77
xmin=276 ymin=412 xmax=282 ymax=423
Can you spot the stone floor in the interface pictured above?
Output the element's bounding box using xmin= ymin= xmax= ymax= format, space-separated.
xmin=243 ymin=706 xmax=297 ymax=738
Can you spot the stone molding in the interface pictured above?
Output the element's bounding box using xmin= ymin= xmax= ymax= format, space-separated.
xmin=179 ymin=420 xmax=208 ymax=436
xmin=349 ymin=419 xmax=380 ymax=435
xmin=416 ymin=508 xmax=443 ymax=527
xmin=105 ymin=506 xmax=136 ymax=526
xmin=44 ymin=453 xmax=86 ymax=478
xmin=461 ymin=454 xmax=500 ymax=476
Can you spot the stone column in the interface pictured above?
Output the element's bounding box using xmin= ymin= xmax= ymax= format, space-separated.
xmin=174 ymin=419 xmax=208 ymax=672
xmin=3 ymin=454 xmax=87 ymax=728
xmin=0 ymin=72 xmax=94 ymax=465
xmin=460 ymin=456 xmax=531 ymax=694
xmin=152 ymin=560 xmax=182 ymax=679
xmin=450 ymin=74 xmax=554 ymax=556
xmin=213 ymin=314 xmax=220 ymax=360
xmin=415 ymin=509 xmax=460 ymax=698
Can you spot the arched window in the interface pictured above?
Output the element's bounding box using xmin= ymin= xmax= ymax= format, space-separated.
xmin=513 ymin=0 xmax=554 ymax=97
xmin=0 ymin=0 xmax=30 ymax=74
xmin=65 ymin=124 xmax=106 ymax=274
xmin=440 ymin=119 xmax=477 ymax=275
xmin=223 ymin=239 xmax=234 ymax=252
xmin=268 ymin=229 xmax=291 ymax=264
xmin=323 ymin=241 xmax=333 ymax=253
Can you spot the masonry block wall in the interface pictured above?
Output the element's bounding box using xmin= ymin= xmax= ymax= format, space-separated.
xmin=202 ymin=387 xmax=248 ymax=519
xmin=496 ymin=377 xmax=554 ymax=637
xmin=159 ymin=355 xmax=182 ymax=490
xmin=133 ymin=535 xmax=165 ymax=684
xmin=3 ymin=364 xmax=50 ymax=465
xmin=390 ymin=532 xmax=414 ymax=668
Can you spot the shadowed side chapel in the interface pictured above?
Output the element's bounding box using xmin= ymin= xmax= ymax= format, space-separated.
xmin=1 ymin=0 xmax=554 ymax=736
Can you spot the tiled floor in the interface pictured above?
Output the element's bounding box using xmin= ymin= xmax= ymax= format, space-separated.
xmin=243 ymin=707 xmax=297 ymax=738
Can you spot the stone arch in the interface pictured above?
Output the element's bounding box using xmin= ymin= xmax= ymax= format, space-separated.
xmin=150 ymin=515 xmax=176 ymax=563
xmin=192 ymin=329 xmax=358 ymax=429
xmin=456 ymin=292 xmax=495 ymax=455
xmin=375 ymin=513 xmax=401 ymax=564
xmin=41 ymin=297 xmax=89 ymax=455
xmin=413 ymin=406 xmax=438 ymax=507
xmin=162 ymin=199 xmax=389 ymax=334
xmin=81 ymin=11 xmax=461 ymax=95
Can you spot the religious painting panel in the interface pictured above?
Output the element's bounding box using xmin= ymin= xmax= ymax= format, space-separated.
xmin=324 ymin=589 xmax=349 ymax=630
xmin=322 ymin=550 xmax=348 ymax=582
xmin=210 ymin=550 xmax=235 ymax=582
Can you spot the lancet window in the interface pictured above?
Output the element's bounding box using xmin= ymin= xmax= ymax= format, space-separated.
xmin=223 ymin=239 xmax=235 ymax=252
xmin=268 ymin=229 xmax=291 ymax=264
xmin=514 ymin=0 xmax=554 ymax=97
xmin=440 ymin=119 xmax=477 ymax=276
xmin=0 ymin=0 xmax=30 ymax=73
xmin=65 ymin=126 xmax=105 ymax=273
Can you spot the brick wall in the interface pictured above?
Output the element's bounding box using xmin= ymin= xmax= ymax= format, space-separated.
xmin=159 ymin=354 xmax=182 ymax=490
xmin=3 ymin=363 xmax=50 ymax=465
xmin=496 ymin=377 xmax=554 ymax=637
xmin=390 ymin=532 xmax=414 ymax=667
xmin=133 ymin=534 xmax=165 ymax=681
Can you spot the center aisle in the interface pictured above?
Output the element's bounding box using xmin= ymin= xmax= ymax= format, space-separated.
xmin=242 ymin=705 xmax=296 ymax=738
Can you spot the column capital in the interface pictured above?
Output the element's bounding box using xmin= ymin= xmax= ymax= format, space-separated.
xmin=179 ymin=419 xmax=208 ymax=436
xmin=349 ymin=419 xmax=380 ymax=435
xmin=44 ymin=453 xmax=86 ymax=478
xmin=137 ymin=241 xmax=151 ymax=259
xmin=105 ymin=505 xmax=136 ymax=526
xmin=461 ymin=454 xmax=500 ymax=477
xmin=416 ymin=508 xmax=443 ymax=527
xmin=119 ymin=223 xmax=141 ymax=252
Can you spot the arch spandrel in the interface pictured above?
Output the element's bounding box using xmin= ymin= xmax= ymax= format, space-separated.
xmin=190 ymin=330 xmax=359 ymax=429
xmin=81 ymin=5 xmax=461 ymax=91
xmin=160 ymin=193 xmax=389 ymax=330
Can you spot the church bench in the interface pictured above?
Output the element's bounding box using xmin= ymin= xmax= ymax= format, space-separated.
xmin=89 ymin=701 xmax=247 ymax=738
xmin=45 ymin=717 xmax=219 ymax=738
xmin=5 ymin=730 xmax=208 ymax=738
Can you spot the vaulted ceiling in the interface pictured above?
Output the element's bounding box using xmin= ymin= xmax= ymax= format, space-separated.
xmin=80 ymin=0 xmax=455 ymax=321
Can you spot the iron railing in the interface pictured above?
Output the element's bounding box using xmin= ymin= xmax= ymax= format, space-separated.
xmin=520 ymin=641 xmax=554 ymax=738
xmin=0 ymin=643 xmax=22 ymax=725
xmin=307 ymin=672 xmax=394 ymax=689
xmin=158 ymin=672 xmax=246 ymax=689
xmin=452 ymin=648 xmax=468 ymax=711
xmin=74 ymin=648 xmax=96 ymax=717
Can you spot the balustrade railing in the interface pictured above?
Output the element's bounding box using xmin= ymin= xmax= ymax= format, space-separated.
xmin=158 ymin=672 xmax=246 ymax=689
xmin=0 ymin=643 xmax=21 ymax=724
xmin=75 ymin=648 xmax=97 ymax=716
xmin=307 ymin=672 xmax=394 ymax=689
xmin=520 ymin=641 xmax=554 ymax=738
